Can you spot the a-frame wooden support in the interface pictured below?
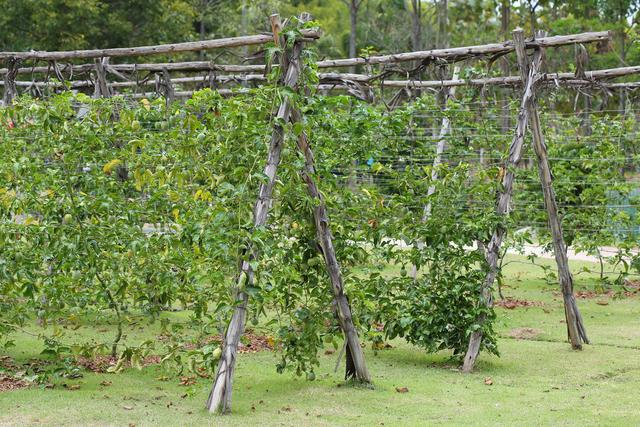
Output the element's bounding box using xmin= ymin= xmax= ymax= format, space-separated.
xmin=515 ymin=31 xmax=589 ymax=349
xmin=463 ymin=28 xmax=589 ymax=372
xmin=207 ymin=14 xmax=370 ymax=415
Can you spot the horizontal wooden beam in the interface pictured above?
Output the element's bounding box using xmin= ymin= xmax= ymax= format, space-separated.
xmin=6 ymin=65 xmax=640 ymax=94
xmin=0 ymin=62 xmax=266 ymax=76
xmin=2 ymin=74 xmax=268 ymax=89
xmin=96 ymin=77 xmax=640 ymax=102
xmin=0 ymin=30 xmax=320 ymax=61
xmin=320 ymin=66 xmax=640 ymax=87
xmin=315 ymin=31 xmax=610 ymax=68
xmin=0 ymin=30 xmax=610 ymax=77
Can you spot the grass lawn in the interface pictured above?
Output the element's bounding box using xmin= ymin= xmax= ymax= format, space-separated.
xmin=1 ymin=255 xmax=639 ymax=426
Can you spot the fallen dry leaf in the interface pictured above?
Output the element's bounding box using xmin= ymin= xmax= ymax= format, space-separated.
xmin=395 ymin=386 xmax=409 ymax=393
xmin=179 ymin=376 xmax=196 ymax=386
xmin=63 ymin=383 xmax=81 ymax=390
xmin=100 ymin=380 xmax=112 ymax=387
xmin=484 ymin=377 xmax=493 ymax=386
xmin=123 ymin=405 xmax=134 ymax=411
xmin=596 ymin=300 xmax=609 ymax=306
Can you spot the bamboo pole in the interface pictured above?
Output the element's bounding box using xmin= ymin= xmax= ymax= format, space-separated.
xmin=462 ymin=28 xmax=541 ymax=373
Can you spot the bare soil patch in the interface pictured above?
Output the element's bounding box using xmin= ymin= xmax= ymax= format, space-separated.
xmin=496 ymin=298 xmax=544 ymax=309
xmin=508 ymin=327 xmax=542 ymax=340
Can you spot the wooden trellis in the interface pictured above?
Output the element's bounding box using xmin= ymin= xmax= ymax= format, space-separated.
xmin=1 ymin=14 xmax=636 ymax=411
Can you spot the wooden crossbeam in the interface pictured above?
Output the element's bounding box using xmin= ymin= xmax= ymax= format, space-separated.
xmin=0 ymin=30 xmax=320 ymax=61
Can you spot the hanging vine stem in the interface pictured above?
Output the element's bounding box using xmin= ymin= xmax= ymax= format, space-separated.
xmin=62 ymin=171 xmax=124 ymax=358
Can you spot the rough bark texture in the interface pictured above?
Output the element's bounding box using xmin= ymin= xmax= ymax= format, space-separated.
xmin=462 ymin=29 xmax=540 ymax=373
xmin=314 ymin=31 xmax=610 ymax=69
xmin=93 ymin=58 xmax=111 ymax=98
xmin=515 ymin=30 xmax=588 ymax=349
xmin=529 ymin=109 xmax=589 ymax=348
xmin=206 ymin=15 xmax=304 ymax=414
xmin=2 ymin=57 xmax=20 ymax=105
xmin=0 ymin=30 xmax=320 ymax=60
xmin=291 ymin=108 xmax=371 ymax=383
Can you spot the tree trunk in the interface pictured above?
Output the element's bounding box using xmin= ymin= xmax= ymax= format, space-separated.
xmin=410 ymin=0 xmax=422 ymax=51
xmin=437 ymin=0 xmax=448 ymax=49
xmin=462 ymin=28 xmax=539 ymax=373
xmin=500 ymin=0 xmax=511 ymax=133
xmin=348 ymin=0 xmax=359 ymax=73
xmin=290 ymin=108 xmax=371 ymax=383
xmin=199 ymin=15 xmax=206 ymax=60
xmin=206 ymin=15 xmax=305 ymax=414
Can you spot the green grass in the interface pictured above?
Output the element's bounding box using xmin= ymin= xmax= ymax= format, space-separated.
xmin=1 ymin=255 xmax=639 ymax=426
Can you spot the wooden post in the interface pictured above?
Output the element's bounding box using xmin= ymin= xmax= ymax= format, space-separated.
xmin=461 ymin=28 xmax=541 ymax=373
xmin=160 ymin=68 xmax=175 ymax=104
xmin=2 ymin=57 xmax=20 ymax=104
xmin=411 ymin=66 xmax=460 ymax=280
xmin=93 ymin=57 xmax=110 ymax=98
xmin=290 ymin=108 xmax=371 ymax=383
xmin=516 ymin=31 xmax=589 ymax=349
xmin=206 ymin=14 xmax=306 ymax=414
xmin=0 ymin=29 xmax=321 ymax=61
xmin=288 ymin=20 xmax=366 ymax=382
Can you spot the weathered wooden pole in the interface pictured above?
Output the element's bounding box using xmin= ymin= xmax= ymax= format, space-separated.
xmin=206 ymin=14 xmax=306 ymax=414
xmin=422 ymin=66 xmax=460 ymax=220
xmin=157 ymin=68 xmax=175 ymax=104
xmin=290 ymin=107 xmax=371 ymax=383
xmin=462 ymin=28 xmax=541 ymax=373
xmin=93 ymin=57 xmax=111 ymax=98
xmin=2 ymin=57 xmax=20 ymax=104
xmin=410 ymin=66 xmax=460 ymax=280
xmin=515 ymin=31 xmax=589 ymax=349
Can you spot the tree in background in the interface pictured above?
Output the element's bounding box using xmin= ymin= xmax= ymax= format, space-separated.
xmin=0 ymin=0 xmax=195 ymax=51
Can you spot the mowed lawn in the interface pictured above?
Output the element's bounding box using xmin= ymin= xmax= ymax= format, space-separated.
xmin=1 ymin=255 xmax=639 ymax=426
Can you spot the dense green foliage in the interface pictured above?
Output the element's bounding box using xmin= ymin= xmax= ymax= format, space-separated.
xmin=1 ymin=78 xmax=638 ymax=382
